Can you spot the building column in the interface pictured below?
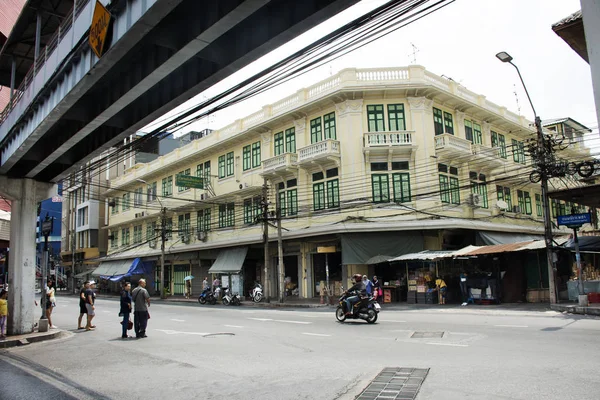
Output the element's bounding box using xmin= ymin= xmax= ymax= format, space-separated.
xmin=581 ymin=0 xmax=600 ymax=128
xmin=34 ymin=12 xmax=42 ymax=63
xmin=10 ymin=57 xmax=16 ymax=102
xmin=0 ymin=178 xmax=55 ymax=335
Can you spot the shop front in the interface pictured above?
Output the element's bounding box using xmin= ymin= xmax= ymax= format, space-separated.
xmin=208 ymin=247 xmax=248 ymax=297
xmin=563 ymin=236 xmax=600 ymax=302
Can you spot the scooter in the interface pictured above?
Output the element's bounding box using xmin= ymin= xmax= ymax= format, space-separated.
xmin=250 ymin=282 xmax=263 ymax=303
xmin=335 ymin=288 xmax=380 ymax=324
xmin=197 ymin=287 xmax=213 ymax=305
xmin=222 ymin=286 xmax=241 ymax=306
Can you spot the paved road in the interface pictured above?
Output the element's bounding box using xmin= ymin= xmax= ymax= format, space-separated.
xmin=1 ymin=297 xmax=599 ymax=400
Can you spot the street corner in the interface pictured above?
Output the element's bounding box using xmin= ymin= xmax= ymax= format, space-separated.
xmin=0 ymin=329 xmax=71 ymax=349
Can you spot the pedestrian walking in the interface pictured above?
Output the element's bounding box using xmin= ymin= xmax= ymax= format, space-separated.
xmin=132 ymin=279 xmax=150 ymax=339
xmin=372 ymin=276 xmax=382 ymax=300
xmin=0 ymin=289 xmax=8 ymax=339
xmin=212 ymin=277 xmax=220 ymax=292
xmin=185 ymin=279 xmax=192 ymax=299
xmin=44 ymin=280 xmax=57 ymax=329
xmin=85 ymin=281 xmax=96 ymax=331
xmin=120 ymin=282 xmax=132 ymax=339
xmin=78 ymin=281 xmax=90 ymax=329
xmin=202 ymin=277 xmax=209 ymax=290
xmin=363 ymin=275 xmax=373 ymax=296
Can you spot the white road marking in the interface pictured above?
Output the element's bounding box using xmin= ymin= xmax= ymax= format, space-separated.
xmin=426 ymin=342 xmax=468 ymax=347
xmin=274 ymin=320 xmax=311 ymax=325
xmin=381 ymin=320 xmax=407 ymax=323
xmin=302 ymin=332 xmax=331 ymax=337
xmin=155 ymin=329 xmax=210 ymax=335
xmin=224 ymin=325 xmax=244 ymax=328
xmin=247 ymin=318 xmax=273 ymax=321
xmin=170 ymin=319 xmax=185 ymax=322
xmin=494 ymin=324 xmax=528 ymax=328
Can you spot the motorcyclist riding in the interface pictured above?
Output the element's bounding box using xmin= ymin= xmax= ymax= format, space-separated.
xmin=345 ymin=274 xmax=366 ymax=315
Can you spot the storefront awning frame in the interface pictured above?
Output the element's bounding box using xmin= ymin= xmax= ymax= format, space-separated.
xmin=208 ymin=247 xmax=248 ymax=274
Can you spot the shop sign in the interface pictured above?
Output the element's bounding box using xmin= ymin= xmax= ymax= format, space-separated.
xmin=175 ymin=174 xmax=204 ymax=189
xmin=51 ymin=196 xmax=63 ymax=202
xmin=557 ymin=213 xmax=591 ymax=228
xmin=89 ymin=1 xmax=111 ymax=58
xmin=317 ymin=246 xmax=336 ymax=253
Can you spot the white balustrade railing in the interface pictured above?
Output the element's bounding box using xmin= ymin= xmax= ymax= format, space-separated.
xmin=272 ymin=93 xmax=299 ymax=114
xmin=262 ymin=153 xmax=297 ymax=171
xmin=365 ymin=131 xmax=413 ymax=147
xmin=434 ymin=134 xmax=472 ymax=152
xmin=298 ymin=139 xmax=340 ymax=162
xmin=357 ymin=68 xmax=409 ymax=81
xmin=472 ymin=144 xmax=502 ymax=160
xmin=307 ymin=76 xmax=341 ymax=98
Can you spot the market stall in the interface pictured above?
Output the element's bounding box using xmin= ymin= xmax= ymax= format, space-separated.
xmin=563 ymin=236 xmax=600 ymax=302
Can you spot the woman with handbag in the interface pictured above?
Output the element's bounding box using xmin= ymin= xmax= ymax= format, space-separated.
xmin=119 ymin=282 xmax=132 ymax=339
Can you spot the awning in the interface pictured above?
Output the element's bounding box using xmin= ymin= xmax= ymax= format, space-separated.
xmin=94 ymin=258 xmax=153 ymax=282
xmin=73 ymin=270 xmax=94 ymax=278
xmin=208 ymin=247 xmax=248 ymax=274
xmin=390 ymin=250 xmax=456 ymax=262
xmin=463 ymin=238 xmax=569 ymax=256
xmin=341 ymin=232 xmax=424 ymax=264
xmin=476 ymin=231 xmax=544 ymax=245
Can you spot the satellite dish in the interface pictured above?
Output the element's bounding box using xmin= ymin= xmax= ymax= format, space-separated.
xmin=496 ymin=200 xmax=508 ymax=209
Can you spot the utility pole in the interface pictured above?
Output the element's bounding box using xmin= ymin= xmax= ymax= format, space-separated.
xmin=39 ymin=215 xmax=53 ymax=331
xmin=71 ymin=232 xmax=76 ymax=294
xmin=276 ymin=187 xmax=284 ymax=303
xmin=160 ymin=206 xmax=167 ymax=299
xmin=262 ymin=179 xmax=270 ymax=302
xmin=497 ymin=52 xmax=557 ymax=304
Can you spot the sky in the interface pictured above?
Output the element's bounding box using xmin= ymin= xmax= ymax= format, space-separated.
xmin=145 ymin=0 xmax=597 ymax=142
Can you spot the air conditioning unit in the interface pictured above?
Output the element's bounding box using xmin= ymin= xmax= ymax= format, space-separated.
xmin=108 ymin=200 xmax=116 ymax=207
xmin=149 ymin=240 xmax=157 ymax=248
xmin=513 ymin=206 xmax=522 ymax=214
xmin=200 ymin=193 xmax=211 ymax=201
xmin=135 ymin=212 xmax=146 ymax=218
xmin=197 ymin=231 xmax=207 ymax=242
xmin=181 ymin=235 xmax=190 ymax=244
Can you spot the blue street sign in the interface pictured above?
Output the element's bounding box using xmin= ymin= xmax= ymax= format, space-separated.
xmin=557 ymin=213 xmax=591 ymax=227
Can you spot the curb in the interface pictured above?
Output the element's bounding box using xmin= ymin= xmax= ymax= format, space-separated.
xmin=0 ymin=330 xmax=66 ymax=349
xmin=550 ymin=304 xmax=600 ymax=316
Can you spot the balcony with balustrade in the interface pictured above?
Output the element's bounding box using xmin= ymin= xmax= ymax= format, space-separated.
xmin=471 ymin=144 xmax=507 ymax=169
xmin=434 ymin=133 xmax=472 ymax=161
xmin=297 ymin=139 xmax=341 ymax=168
xmin=261 ymin=153 xmax=298 ymax=178
xmin=363 ymin=131 xmax=416 ymax=157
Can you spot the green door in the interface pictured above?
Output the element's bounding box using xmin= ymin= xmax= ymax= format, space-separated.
xmin=173 ymin=265 xmax=189 ymax=295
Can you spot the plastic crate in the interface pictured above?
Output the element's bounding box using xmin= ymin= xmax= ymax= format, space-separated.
xmin=588 ymin=292 xmax=600 ymax=303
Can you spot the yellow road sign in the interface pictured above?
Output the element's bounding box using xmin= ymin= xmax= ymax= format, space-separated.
xmin=89 ymin=1 xmax=111 ymax=58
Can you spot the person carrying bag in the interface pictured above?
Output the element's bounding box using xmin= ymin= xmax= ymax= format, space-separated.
xmin=119 ymin=282 xmax=133 ymax=339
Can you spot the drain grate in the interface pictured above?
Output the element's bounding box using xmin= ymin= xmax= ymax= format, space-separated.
xmin=411 ymin=331 xmax=444 ymax=339
xmin=356 ymin=367 xmax=430 ymax=400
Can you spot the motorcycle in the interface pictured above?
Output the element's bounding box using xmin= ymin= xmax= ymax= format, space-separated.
xmin=197 ymin=287 xmax=216 ymax=305
xmin=335 ymin=288 xmax=380 ymax=324
xmin=250 ymin=282 xmax=263 ymax=303
xmin=222 ymin=286 xmax=241 ymax=306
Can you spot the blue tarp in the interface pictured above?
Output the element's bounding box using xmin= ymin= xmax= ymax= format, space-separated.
xmin=100 ymin=258 xmax=153 ymax=282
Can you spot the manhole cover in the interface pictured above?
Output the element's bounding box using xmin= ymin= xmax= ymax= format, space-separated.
xmin=411 ymin=332 xmax=444 ymax=339
xmin=356 ymin=367 xmax=429 ymax=400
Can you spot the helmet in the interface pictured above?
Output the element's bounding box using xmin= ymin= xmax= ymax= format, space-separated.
xmin=353 ymin=274 xmax=362 ymax=282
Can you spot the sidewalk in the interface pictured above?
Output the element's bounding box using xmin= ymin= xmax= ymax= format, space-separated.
xmin=550 ymin=303 xmax=600 ymax=316
xmin=0 ymin=328 xmax=67 ymax=349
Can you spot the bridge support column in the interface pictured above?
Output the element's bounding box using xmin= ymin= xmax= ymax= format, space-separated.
xmin=0 ymin=178 xmax=55 ymax=335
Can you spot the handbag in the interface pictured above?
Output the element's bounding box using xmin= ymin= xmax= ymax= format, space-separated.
xmin=127 ymin=319 xmax=133 ymax=330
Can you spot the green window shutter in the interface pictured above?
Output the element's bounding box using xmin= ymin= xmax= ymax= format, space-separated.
xmin=512 ymin=139 xmax=519 ymax=162
xmin=465 ymin=120 xmax=473 ymax=142
xmin=244 ymin=199 xmax=253 ymax=224
xmin=327 ymin=179 xmax=339 ymax=208
xmin=388 ymin=104 xmax=405 ymax=131
xmin=372 ymin=174 xmax=389 ymax=203
xmin=449 ymin=177 xmax=460 ymax=204
xmin=285 ymin=128 xmax=296 ymax=153
xmin=433 ymin=108 xmax=444 ymax=135
xmin=491 ymin=131 xmax=498 ymax=147
xmin=443 ymin=112 xmax=454 ymax=134
xmin=287 ymin=189 xmax=298 ymax=216
xmin=499 ymin=135 xmax=507 ymax=158
xmin=524 ymin=192 xmax=532 ymax=215
xmin=278 ymin=192 xmax=286 ymax=217
xmin=219 ymin=204 xmax=226 ymax=228
xmin=367 ymin=105 xmax=385 ymax=132
xmin=310 ymin=117 xmax=322 ymax=144
xmin=535 ymin=194 xmax=542 ymax=216
xmin=439 ymin=175 xmax=449 ymax=203
xmin=392 ymin=173 xmax=411 ymax=203
xmin=226 ymin=152 xmax=234 ymax=176
xmin=252 ymin=142 xmax=261 ymax=168
xmin=218 ymin=155 xmax=225 ymax=178
xmin=504 ymin=188 xmax=512 ymax=209
xmin=473 ymin=123 xmax=482 ymax=144
xmin=243 ymin=145 xmax=251 ymax=171
xmin=323 ymin=112 xmax=336 ymax=140
xmin=227 ymin=203 xmax=235 ymax=227
xmin=517 ymin=190 xmax=525 ymax=211
xmin=313 ymin=182 xmax=325 ymax=211
xmin=196 ymin=163 xmax=203 ymax=178
xmin=274 ymin=132 xmax=284 ymax=156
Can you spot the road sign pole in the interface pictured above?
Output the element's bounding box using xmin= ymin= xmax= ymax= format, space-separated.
xmin=573 ymin=228 xmax=584 ymax=296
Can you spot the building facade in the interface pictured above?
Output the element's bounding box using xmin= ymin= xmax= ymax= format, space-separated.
xmin=101 ymin=66 xmax=590 ymax=299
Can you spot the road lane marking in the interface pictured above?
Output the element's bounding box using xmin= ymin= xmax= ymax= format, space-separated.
xmin=302 ymin=332 xmax=331 ymax=337
xmin=247 ymin=318 xmax=273 ymax=321
xmin=170 ymin=319 xmax=185 ymax=322
xmin=274 ymin=320 xmax=311 ymax=325
xmin=426 ymin=342 xmax=468 ymax=347
xmin=494 ymin=324 xmax=528 ymax=328
xmin=224 ymin=325 xmax=244 ymax=328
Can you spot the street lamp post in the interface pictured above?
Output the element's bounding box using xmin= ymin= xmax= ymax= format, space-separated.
xmin=496 ymin=51 xmax=557 ymax=304
xmin=137 ymin=179 xmax=168 ymax=299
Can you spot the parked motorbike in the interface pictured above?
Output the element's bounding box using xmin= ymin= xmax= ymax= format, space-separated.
xmin=197 ymin=287 xmax=215 ymax=305
xmin=250 ymin=282 xmax=263 ymax=303
xmin=222 ymin=286 xmax=241 ymax=306
xmin=335 ymin=288 xmax=380 ymax=324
